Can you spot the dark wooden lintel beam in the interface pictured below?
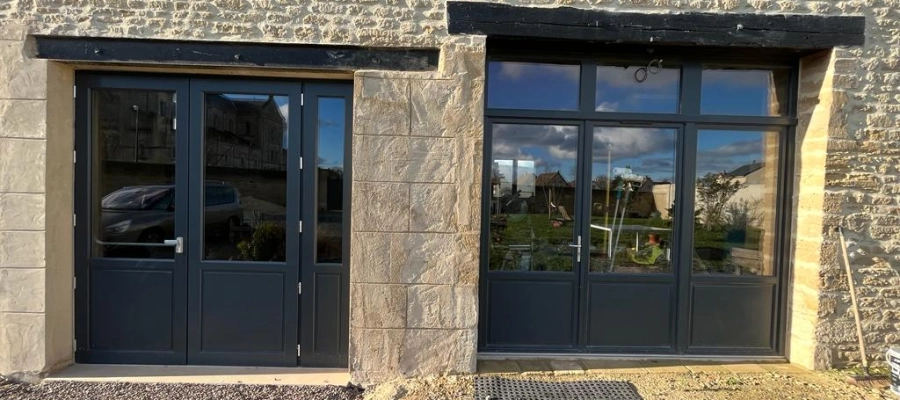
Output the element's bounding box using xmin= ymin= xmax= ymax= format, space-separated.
xmin=448 ymin=2 xmax=865 ymax=49
xmin=33 ymin=36 xmax=439 ymax=71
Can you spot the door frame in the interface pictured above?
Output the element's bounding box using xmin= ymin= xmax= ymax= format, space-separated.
xmin=74 ymin=72 xmax=353 ymax=367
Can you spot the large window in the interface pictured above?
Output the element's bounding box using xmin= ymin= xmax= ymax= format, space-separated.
xmin=482 ymin=52 xmax=796 ymax=353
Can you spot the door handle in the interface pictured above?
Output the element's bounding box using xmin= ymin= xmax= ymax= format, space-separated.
xmin=568 ymin=235 xmax=582 ymax=263
xmin=163 ymin=237 xmax=184 ymax=254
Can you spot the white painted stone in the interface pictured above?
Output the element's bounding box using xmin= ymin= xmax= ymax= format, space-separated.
xmin=0 ymin=138 xmax=46 ymax=193
xmin=0 ymin=100 xmax=46 ymax=139
xmin=0 ymin=231 xmax=45 ymax=269
xmin=0 ymin=193 xmax=45 ymax=230
xmin=0 ymin=268 xmax=45 ymax=313
xmin=407 ymin=284 xmax=477 ymax=329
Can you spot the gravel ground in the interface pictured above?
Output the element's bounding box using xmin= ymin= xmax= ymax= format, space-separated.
xmin=0 ymin=379 xmax=364 ymax=400
xmin=363 ymin=371 xmax=897 ymax=400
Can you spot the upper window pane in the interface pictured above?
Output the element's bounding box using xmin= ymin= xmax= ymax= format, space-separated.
xmin=701 ymin=68 xmax=789 ymax=116
xmin=316 ymin=97 xmax=346 ymax=264
xmin=596 ymin=65 xmax=680 ymax=113
xmin=487 ymin=61 xmax=580 ymax=111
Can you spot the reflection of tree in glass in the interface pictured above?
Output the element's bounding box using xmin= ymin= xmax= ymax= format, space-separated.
xmin=696 ymin=172 xmax=745 ymax=229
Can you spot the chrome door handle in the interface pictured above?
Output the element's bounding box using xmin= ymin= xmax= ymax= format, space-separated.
xmin=568 ymin=235 xmax=582 ymax=263
xmin=163 ymin=237 xmax=184 ymax=254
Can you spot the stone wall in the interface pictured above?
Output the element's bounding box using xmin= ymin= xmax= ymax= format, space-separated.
xmin=0 ymin=26 xmax=74 ymax=382
xmin=348 ymin=37 xmax=484 ymax=384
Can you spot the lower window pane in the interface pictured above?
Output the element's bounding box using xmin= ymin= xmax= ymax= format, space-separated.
xmin=488 ymin=123 xmax=578 ymax=272
xmin=589 ymin=127 xmax=677 ymax=274
xmin=693 ymin=129 xmax=779 ymax=276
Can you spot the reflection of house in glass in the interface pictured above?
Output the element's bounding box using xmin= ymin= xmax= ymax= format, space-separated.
xmin=205 ymin=94 xmax=287 ymax=171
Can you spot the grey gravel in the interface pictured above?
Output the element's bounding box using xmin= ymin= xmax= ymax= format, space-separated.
xmin=0 ymin=380 xmax=364 ymax=400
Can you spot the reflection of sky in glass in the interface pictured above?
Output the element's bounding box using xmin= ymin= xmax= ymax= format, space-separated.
xmin=222 ymin=94 xmax=290 ymax=148
xmin=592 ymin=127 xmax=676 ymax=182
xmin=487 ymin=61 xmax=580 ymax=110
xmin=491 ymin=124 xmax=579 ymax=185
xmin=701 ymin=69 xmax=783 ymax=116
xmin=696 ymin=130 xmax=770 ymax=176
xmin=595 ymin=66 xmax=680 ymax=113
xmin=318 ymin=98 xmax=346 ymax=170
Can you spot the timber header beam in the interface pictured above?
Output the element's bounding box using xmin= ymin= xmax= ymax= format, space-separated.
xmin=447 ymin=1 xmax=865 ymax=49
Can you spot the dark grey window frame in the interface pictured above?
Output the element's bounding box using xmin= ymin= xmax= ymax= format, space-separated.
xmin=479 ymin=49 xmax=799 ymax=355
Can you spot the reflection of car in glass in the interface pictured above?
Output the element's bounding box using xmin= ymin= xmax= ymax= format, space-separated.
xmin=101 ymin=181 xmax=243 ymax=246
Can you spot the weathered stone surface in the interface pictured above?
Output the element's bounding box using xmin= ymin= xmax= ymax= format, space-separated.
xmin=350 ymin=283 xmax=406 ymax=328
xmin=0 ymin=43 xmax=46 ymax=99
xmin=0 ymin=269 xmax=45 ymax=313
xmin=350 ymin=182 xmax=408 ymax=232
xmin=0 ymin=101 xmax=46 ymax=138
xmin=410 ymin=79 xmax=457 ymax=137
xmin=410 ymin=183 xmax=457 ymax=232
xmin=398 ymin=328 xmax=477 ymax=376
xmin=354 ymin=76 xmax=409 ymax=136
xmin=0 ymin=194 xmax=45 ymax=230
xmin=350 ymin=232 xmax=400 ymax=283
xmin=399 ymin=233 xmax=462 ymax=284
xmin=351 ymin=135 xmax=408 ymax=182
xmin=0 ymin=312 xmax=46 ymax=375
xmin=349 ymin=327 xmax=403 ymax=381
xmin=0 ymin=138 xmax=46 ymax=192
xmin=0 ymin=231 xmax=44 ymax=269
xmin=407 ymin=284 xmax=477 ymax=328
xmin=407 ymin=137 xmax=457 ymax=183
xmin=0 ymin=24 xmax=26 ymax=41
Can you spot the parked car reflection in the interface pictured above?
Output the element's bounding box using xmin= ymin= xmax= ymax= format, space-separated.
xmin=98 ymin=181 xmax=243 ymax=258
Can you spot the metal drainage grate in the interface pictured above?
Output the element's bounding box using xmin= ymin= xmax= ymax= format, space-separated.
xmin=475 ymin=376 xmax=644 ymax=400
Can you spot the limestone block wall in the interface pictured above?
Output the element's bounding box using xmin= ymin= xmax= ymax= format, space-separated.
xmin=0 ymin=26 xmax=74 ymax=381
xmin=348 ymin=37 xmax=484 ymax=384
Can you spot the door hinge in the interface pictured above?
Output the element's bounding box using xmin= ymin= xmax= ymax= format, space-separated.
xmin=173 ymin=117 xmax=177 ymax=130
xmin=73 ymin=214 xmax=77 ymax=227
xmin=73 ymin=276 xmax=77 ymax=290
xmin=73 ymin=85 xmax=76 ymax=98
xmin=73 ymin=150 xmax=77 ymax=164
xmin=298 ymin=282 xmax=302 ymax=295
xmin=299 ymin=156 xmax=303 ymax=170
xmin=300 ymin=93 xmax=304 ymax=107
xmin=73 ymin=339 xmax=77 ymax=351
xmin=298 ymin=220 xmax=303 ymax=233
xmin=297 ymin=344 xmax=301 ymax=357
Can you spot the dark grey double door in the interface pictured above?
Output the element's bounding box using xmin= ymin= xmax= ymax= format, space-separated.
xmin=74 ymin=74 xmax=350 ymax=367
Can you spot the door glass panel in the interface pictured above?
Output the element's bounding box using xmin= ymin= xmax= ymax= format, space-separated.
xmin=487 ymin=61 xmax=581 ymax=111
xmin=701 ymin=68 xmax=789 ymax=116
xmin=596 ymin=65 xmax=680 ymax=113
xmin=693 ymin=129 xmax=779 ymax=276
xmin=203 ymin=93 xmax=288 ymax=262
xmin=92 ymin=89 xmax=177 ymax=259
xmin=589 ymin=127 xmax=677 ymax=273
xmin=489 ymin=123 xmax=578 ymax=272
xmin=316 ymin=97 xmax=346 ymax=264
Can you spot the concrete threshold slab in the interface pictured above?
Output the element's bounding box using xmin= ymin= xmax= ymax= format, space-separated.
xmin=45 ymin=364 xmax=350 ymax=386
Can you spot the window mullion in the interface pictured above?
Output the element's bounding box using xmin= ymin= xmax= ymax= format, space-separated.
xmin=580 ymin=60 xmax=597 ymax=114
xmin=680 ymin=62 xmax=702 ymax=116
xmin=675 ymin=122 xmax=698 ymax=352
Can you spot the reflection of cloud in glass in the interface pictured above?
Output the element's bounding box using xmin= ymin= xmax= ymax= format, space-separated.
xmin=595 ymin=66 xmax=680 ymax=113
xmin=498 ymin=61 xmax=580 ymax=82
xmin=696 ymin=131 xmax=768 ymax=176
xmin=593 ymin=127 xmax=677 ymax=182
xmin=491 ymin=124 xmax=578 ymax=181
xmin=488 ymin=61 xmax=580 ymax=111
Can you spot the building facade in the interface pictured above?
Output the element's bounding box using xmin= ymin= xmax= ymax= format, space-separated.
xmin=0 ymin=0 xmax=897 ymax=385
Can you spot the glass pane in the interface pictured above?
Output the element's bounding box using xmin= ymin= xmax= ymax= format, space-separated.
xmin=92 ymin=89 xmax=177 ymax=259
xmin=596 ymin=65 xmax=680 ymax=113
xmin=487 ymin=61 xmax=580 ymax=111
xmin=701 ymin=68 xmax=789 ymax=116
xmin=316 ymin=97 xmax=346 ymax=264
xmin=589 ymin=127 xmax=677 ymax=274
xmin=203 ymin=93 xmax=288 ymax=262
xmin=488 ymin=123 xmax=578 ymax=272
xmin=693 ymin=130 xmax=779 ymax=276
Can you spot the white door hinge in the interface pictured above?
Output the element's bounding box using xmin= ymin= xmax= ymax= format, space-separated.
xmin=173 ymin=117 xmax=177 ymax=130
xmin=297 ymin=344 xmax=301 ymax=357
xmin=73 ymin=150 xmax=77 ymax=164
xmin=300 ymin=93 xmax=304 ymax=107
xmin=298 ymin=220 xmax=303 ymax=233
xmin=73 ymin=276 xmax=77 ymax=290
xmin=299 ymin=156 xmax=303 ymax=170
xmin=298 ymin=282 xmax=302 ymax=295
xmin=73 ymin=214 xmax=77 ymax=227
xmin=73 ymin=85 xmax=76 ymax=98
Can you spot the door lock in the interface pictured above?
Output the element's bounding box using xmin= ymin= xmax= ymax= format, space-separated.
xmin=164 ymin=237 xmax=184 ymax=254
xmin=568 ymin=235 xmax=582 ymax=263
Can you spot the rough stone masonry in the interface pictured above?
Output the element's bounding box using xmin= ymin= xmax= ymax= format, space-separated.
xmin=0 ymin=0 xmax=898 ymax=384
